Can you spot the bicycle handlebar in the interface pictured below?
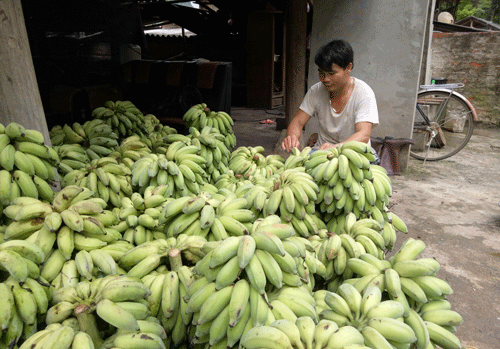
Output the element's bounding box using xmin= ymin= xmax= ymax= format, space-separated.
xmin=420 ymin=83 xmax=465 ymax=90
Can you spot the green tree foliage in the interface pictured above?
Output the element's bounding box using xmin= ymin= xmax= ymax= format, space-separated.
xmin=455 ymin=0 xmax=500 ymax=23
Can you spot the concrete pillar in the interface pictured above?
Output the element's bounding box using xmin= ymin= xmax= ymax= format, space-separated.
xmin=0 ymin=0 xmax=51 ymax=143
xmin=284 ymin=0 xmax=308 ymax=127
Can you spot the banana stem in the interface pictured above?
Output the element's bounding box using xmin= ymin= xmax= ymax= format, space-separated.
xmin=168 ymin=247 xmax=183 ymax=272
xmin=75 ymin=304 xmax=103 ymax=348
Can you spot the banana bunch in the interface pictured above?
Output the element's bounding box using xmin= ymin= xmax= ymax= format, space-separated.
xmin=189 ymin=126 xmax=231 ymax=183
xmin=159 ymin=190 xmax=255 ymax=241
xmin=46 ymin=274 xmax=165 ymax=349
xmin=48 ymin=247 xmax=125 ymax=290
xmin=304 ymin=141 xmax=392 ymax=225
xmin=405 ymin=299 xmax=463 ymax=349
xmin=326 ymin=209 xmax=407 ymax=255
xmin=26 ymin=186 xmax=122 ymax=269
xmin=342 ymin=213 xmax=387 ymax=259
xmin=130 ymin=141 xmax=208 ymax=197
xmin=19 ymin=324 xmax=98 ymax=349
xmin=262 ymin=168 xmax=323 ymax=238
xmin=141 ymin=261 xmax=197 ymax=347
xmin=0 ymin=122 xmax=59 ymax=204
xmin=61 ymin=157 xmax=132 ymax=208
xmin=385 ymin=238 xmax=453 ymax=312
xmin=240 ymin=183 xmax=272 ymax=218
xmin=239 ymin=316 xmax=367 ymax=349
xmin=109 ymin=135 xmax=152 ymax=169
xmin=142 ymin=125 xmax=180 ymax=154
xmin=117 ymin=234 xmax=207 ymax=281
xmin=38 ymin=232 xmax=123 ymax=286
xmin=183 ymin=104 xmax=236 ymax=150
xmin=318 ymin=283 xmax=418 ymax=348
xmin=340 ymin=238 xmax=454 ymax=325
xmin=228 ymin=145 xmax=284 ymax=179
xmin=0 ymin=276 xmax=52 ymax=347
xmin=92 ymin=100 xmax=149 ymax=140
xmin=283 ymin=146 xmax=313 ymax=170
xmin=182 ymin=103 xmax=210 ymax=128
xmin=51 ymin=119 xmax=120 ymax=173
xmin=267 ymin=285 xmax=319 ymax=323
xmin=2 ymin=196 xmax=54 ymax=242
xmin=183 ymin=276 xmax=275 ymax=347
xmin=190 ymin=215 xmax=323 ymax=310
xmin=116 ymin=186 xmax=169 ymax=246
xmin=54 ymin=143 xmax=91 ymax=174
xmin=309 ymin=229 xmax=343 ymax=282
xmin=143 ymin=113 xmax=177 ymax=135
xmin=0 ymin=233 xmax=47 ymax=283
xmin=214 ymin=170 xmax=253 ymax=193
xmin=141 ymin=133 xmax=170 ymax=155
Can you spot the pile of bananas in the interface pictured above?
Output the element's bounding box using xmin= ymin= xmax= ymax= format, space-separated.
xmin=182 ymin=103 xmax=237 ymax=151
xmin=1 ymin=105 xmax=466 ymax=349
xmin=0 ymin=122 xmax=59 ymax=204
xmin=228 ymin=145 xmax=285 ymax=179
xmin=91 ymin=100 xmax=149 ymax=139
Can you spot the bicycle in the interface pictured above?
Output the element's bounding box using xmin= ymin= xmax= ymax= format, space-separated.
xmin=410 ymin=83 xmax=477 ymax=162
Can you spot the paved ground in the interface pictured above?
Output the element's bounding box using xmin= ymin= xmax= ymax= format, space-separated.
xmin=231 ymin=107 xmax=500 ymax=349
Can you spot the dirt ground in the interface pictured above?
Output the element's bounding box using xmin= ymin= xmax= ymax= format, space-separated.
xmin=388 ymin=125 xmax=500 ymax=349
xmin=231 ymin=108 xmax=500 ymax=349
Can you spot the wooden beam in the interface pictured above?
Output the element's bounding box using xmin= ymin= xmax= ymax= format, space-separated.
xmin=284 ymin=0 xmax=307 ymax=128
xmin=0 ymin=0 xmax=51 ymax=143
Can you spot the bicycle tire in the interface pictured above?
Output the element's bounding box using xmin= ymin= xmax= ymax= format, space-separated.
xmin=410 ymin=90 xmax=475 ymax=161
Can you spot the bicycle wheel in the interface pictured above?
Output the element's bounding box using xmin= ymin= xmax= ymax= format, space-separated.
xmin=410 ymin=90 xmax=474 ymax=161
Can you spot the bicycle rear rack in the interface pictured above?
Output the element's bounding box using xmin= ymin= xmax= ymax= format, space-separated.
xmin=419 ymin=83 xmax=464 ymax=90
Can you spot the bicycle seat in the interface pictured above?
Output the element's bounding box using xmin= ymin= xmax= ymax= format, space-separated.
xmin=420 ymin=83 xmax=464 ymax=90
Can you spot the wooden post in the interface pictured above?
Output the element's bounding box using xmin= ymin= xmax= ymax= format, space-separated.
xmin=284 ymin=0 xmax=308 ymax=127
xmin=0 ymin=0 xmax=51 ymax=144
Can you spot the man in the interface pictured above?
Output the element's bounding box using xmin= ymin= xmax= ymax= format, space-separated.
xmin=281 ymin=39 xmax=379 ymax=152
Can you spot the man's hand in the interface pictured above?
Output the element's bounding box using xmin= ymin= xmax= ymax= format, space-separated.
xmin=318 ymin=142 xmax=338 ymax=150
xmin=281 ymin=134 xmax=301 ymax=152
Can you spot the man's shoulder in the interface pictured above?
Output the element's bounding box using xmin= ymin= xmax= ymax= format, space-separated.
xmin=353 ymin=77 xmax=373 ymax=90
xmin=306 ymin=82 xmax=327 ymax=98
xmin=353 ymin=78 xmax=376 ymax=97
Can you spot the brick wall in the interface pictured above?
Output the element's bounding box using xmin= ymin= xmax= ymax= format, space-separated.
xmin=430 ymin=31 xmax=500 ymax=126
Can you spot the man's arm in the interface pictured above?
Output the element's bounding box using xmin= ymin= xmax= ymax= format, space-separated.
xmin=281 ymin=110 xmax=312 ymax=152
xmin=318 ymin=121 xmax=374 ymax=150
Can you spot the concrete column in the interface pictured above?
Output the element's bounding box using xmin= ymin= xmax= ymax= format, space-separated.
xmin=284 ymin=0 xmax=308 ymax=127
xmin=0 ymin=0 xmax=51 ymax=143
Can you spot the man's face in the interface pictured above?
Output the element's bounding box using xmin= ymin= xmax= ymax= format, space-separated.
xmin=318 ymin=62 xmax=352 ymax=93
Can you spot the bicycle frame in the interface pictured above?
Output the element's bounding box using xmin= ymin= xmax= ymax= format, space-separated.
xmin=418 ymin=84 xmax=478 ymax=121
xmin=412 ymin=83 xmax=477 ymax=162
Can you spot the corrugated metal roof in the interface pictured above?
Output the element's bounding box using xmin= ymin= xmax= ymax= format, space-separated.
xmin=144 ymin=27 xmax=197 ymax=37
xmin=455 ymin=16 xmax=500 ymax=31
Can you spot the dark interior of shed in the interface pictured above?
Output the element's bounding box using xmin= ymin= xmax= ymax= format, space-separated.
xmin=20 ymin=0 xmax=305 ymax=130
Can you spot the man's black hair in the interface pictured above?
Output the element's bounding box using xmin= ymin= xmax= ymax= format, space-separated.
xmin=314 ymin=39 xmax=354 ymax=71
